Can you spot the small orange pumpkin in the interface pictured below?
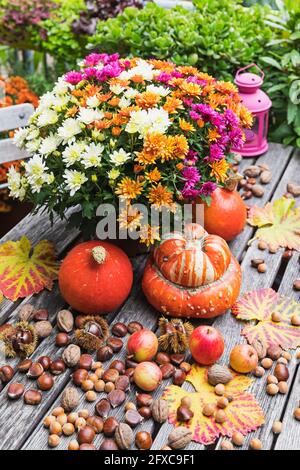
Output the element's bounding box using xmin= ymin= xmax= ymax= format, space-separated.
xmin=59 ymin=240 xmax=133 ymax=315
xmin=142 ymin=224 xmax=241 ymax=319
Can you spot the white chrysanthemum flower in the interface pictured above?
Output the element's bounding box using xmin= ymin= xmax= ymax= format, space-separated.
xmin=24 ymin=154 xmax=52 ymax=193
xmin=110 ymin=83 xmax=125 ymax=95
xmin=110 ymin=148 xmax=131 ymax=166
xmin=7 ymin=166 xmax=26 ymax=200
xmin=39 ymin=133 xmax=62 ymax=155
xmin=52 ymin=94 xmax=70 ymax=110
xmin=118 ymin=96 xmax=131 ymax=109
xmin=78 ymin=108 xmax=104 ymax=125
xmin=124 ymin=88 xmax=139 ymax=99
xmin=26 ymin=139 xmax=41 ymax=153
xmin=120 ymin=59 xmax=154 ymax=81
xmin=27 ymin=128 xmax=40 ymax=141
xmin=38 ymin=91 xmax=56 ymax=110
xmin=13 ymin=128 xmax=29 ymax=148
xmin=58 ymin=118 xmax=82 ymax=144
xmin=146 ymin=84 xmax=170 ymax=97
xmin=86 ymin=95 xmax=100 ymax=108
xmin=108 ymin=169 xmax=120 ymax=180
xmin=148 ymin=108 xmax=171 ymax=134
xmin=81 ymin=143 xmax=104 ymax=168
xmin=125 ymin=109 xmax=150 ymax=136
xmin=53 ymin=77 xmax=71 ymax=95
xmin=62 ymin=141 xmax=86 ymax=167
xmin=37 ymin=109 xmax=58 ymax=127
xmin=63 ymin=169 xmax=87 ymax=196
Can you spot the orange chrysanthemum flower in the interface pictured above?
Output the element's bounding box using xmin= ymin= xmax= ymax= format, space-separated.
xmin=98 ymin=92 xmax=113 ymax=103
xmin=179 ymin=81 xmax=201 ymax=97
xmin=109 ymin=77 xmax=129 ymax=88
xmin=139 ymin=224 xmax=160 ymax=247
xmin=116 ymin=177 xmax=144 ymax=200
xmin=239 ymin=106 xmax=253 ymax=128
xmin=215 ymin=81 xmax=238 ymax=95
xmin=148 ymin=183 xmax=174 ymax=209
xmin=210 ymin=159 xmax=230 ymax=183
xmin=118 ymin=206 xmax=142 ymax=231
xmin=179 ymin=118 xmax=195 ymax=132
xmin=112 ymin=127 xmax=122 ymax=136
xmin=136 ymin=133 xmax=168 ymax=165
xmin=163 ymin=96 xmax=183 ymax=114
xmin=85 ymin=84 xmax=102 ymax=96
xmin=197 ymin=119 xmax=205 ymax=128
xmin=168 ymin=135 xmax=189 ymax=160
xmin=149 ymin=59 xmax=175 ymax=73
xmin=177 ymin=66 xmax=199 ymax=76
xmin=136 ymin=91 xmax=161 ymax=109
xmin=94 ymin=119 xmax=112 ymax=130
xmin=145 ymin=168 xmax=162 ymax=183
xmin=108 ymin=97 xmax=120 ymax=107
xmin=130 ymin=75 xmax=144 ymax=83
xmin=208 ymin=128 xmax=221 ymax=142
xmin=66 ymin=106 xmax=79 ymax=118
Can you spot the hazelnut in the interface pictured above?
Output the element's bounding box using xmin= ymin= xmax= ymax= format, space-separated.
xmin=135 ymin=431 xmax=152 ymax=450
xmin=50 ymin=359 xmax=66 ymax=375
xmin=221 ymin=440 xmax=234 ymax=450
xmin=258 ymin=241 xmax=268 ymax=250
xmin=112 ymin=322 xmax=128 ymax=337
xmin=249 ymin=438 xmax=262 ymax=450
xmin=88 ymin=373 xmax=98 ymax=384
xmin=127 ymin=321 xmax=143 ymax=334
xmin=79 ymin=409 xmax=90 ymax=419
xmin=215 ymin=384 xmax=226 ymax=396
xmin=271 ymin=312 xmax=282 ymax=322
xmin=95 ymin=398 xmax=111 ymax=418
xmin=85 ymin=391 xmax=97 ymax=402
xmin=99 ymin=439 xmax=119 ymax=450
xmin=274 ymin=364 xmax=289 ymax=382
xmin=104 ymin=382 xmax=115 ymax=393
xmin=52 ymin=406 xmax=64 ymax=416
xmin=94 ymin=379 xmax=105 ymax=392
xmin=103 ymin=416 xmax=119 ymax=437
xmin=266 ymin=383 xmax=279 ymax=395
xmin=281 ymin=351 xmax=292 ymax=362
xmin=24 ymin=389 xmax=42 ymax=405
xmin=57 ymin=414 xmax=67 ymax=426
xmin=68 ymin=440 xmax=80 ymax=451
xmin=257 ymin=263 xmax=267 ymax=273
xmin=78 ymin=425 xmax=95 ymax=444
xmin=27 ymin=362 xmax=44 ymax=379
xmin=267 ymin=375 xmax=278 ymax=385
xmin=75 ymin=417 xmax=86 ymax=430
xmin=62 ymin=423 xmax=75 ymax=436
xmin=278 ymin=381 xmax=288 ymax=394
xmin=291 ymin=314 xmax=300 ymax=326
xmin=107 ymin=336 xmax=123 ymax=353
xmin=215 ymin=409 xmax=227 ymax=424
xmin=67 ymin=412 xmax=78 ymax=424
xmin=50 ymin=421 xmax=62 ymax=435
xmin=293 ymin=408 xmax=300 ymax=420
xmin=97 ymin=345 xmax=114 ymax=362
xmin=272 ymin=421 xmax=282 ymax=434
xmin=202 ymin=403 xmax=215 ymax=417
xmin=217 ymin=397 xmax=229 ymax=409
xmin=18 ymin=359 xmax=32 ymax=373
xmin=180 ymin=362 xmax=191 ymax=374
xmin=254 ymin=366 xmax=265 ymax=378
xmin=125 ymin=402 xmax=136 ymax=411
xmin=72 ymin=368 xmax=89 ymax=386
xmin=0 ymin=365 xmax=14 ymax=383
xmin=48 ymin=434 xmax=60 ymax=448
xmin=78 ymin=354 xmax=93 ymax=370
xmin=38 ymin=356 xmax=52 ymax=370
xmin=44 ymin=415 xmax=56 ymax=428
xmin=86 ymin=416 xmax=103 ymax=434
xmin=81 ymin=379 xmax=94 ymax=392
xmin=37 ymin=373 xmax=54 ymax=391
xmin=92 ymin=361 xmax=102 ymax=370
xmin=232 ymin=431 xmax=244 ymax=446
xmin=261 ymin=358 xmax=273 ymax=369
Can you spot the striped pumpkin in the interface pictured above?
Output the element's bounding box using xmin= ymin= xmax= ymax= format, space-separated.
xmin=153 ymin=224 xmax=231 ymax=288
xmin=142 ymin=223 xmax=241 ymax=319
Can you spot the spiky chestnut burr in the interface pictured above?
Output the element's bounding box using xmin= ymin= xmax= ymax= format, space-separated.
xmin=0 ymin=321 xmax=37 ymax=358
xmin=75 ymin=315 xmax=109 ymax=351
xmin=158 ymin=317 xmax=193 ymax=354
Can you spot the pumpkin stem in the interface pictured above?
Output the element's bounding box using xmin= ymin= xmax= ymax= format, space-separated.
xmin=224 ymin=173 xmax=243 ymax=192
xmin=91 ymin=246 xmax=106 ymax=264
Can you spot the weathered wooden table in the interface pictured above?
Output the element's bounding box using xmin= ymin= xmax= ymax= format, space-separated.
xmin=0 ymin=142 xmax=299 ymax=451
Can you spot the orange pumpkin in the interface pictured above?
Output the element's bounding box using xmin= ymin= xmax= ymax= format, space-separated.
xmin=142 ymin=224 xmax=241 ymax=319
xmin=59 ymin=240 xmax=133 ymax=315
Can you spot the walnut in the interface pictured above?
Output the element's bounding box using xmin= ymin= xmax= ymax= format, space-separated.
xmin=207 ymin=364 xmax=233 ymax=386
xmin=115 ymin=423 xmax=134 ymax=450
xmin=57 ymin=310 xmax=74 ymax=333
xmin=62 ymin=344 xmax=81 ymax=367
xmin=252 ymin=339 xmax=267 ymax=360
xmin=35 ymin=321 xmax=53 ymax=338
xmin=168 ymin=427 xmax=192 ymax=449
xmin=151 ymin=399 xmax=169 ymax=423
xmin=61 ymin=387 xmax=79 ymax=411
xmin=18 ymin=304 xmax=35 ymax=322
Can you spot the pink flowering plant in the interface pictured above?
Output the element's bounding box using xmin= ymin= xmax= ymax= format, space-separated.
xmin=9 ymin=53 xmax=252 ymax=244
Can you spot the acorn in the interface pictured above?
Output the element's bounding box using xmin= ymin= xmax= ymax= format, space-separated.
xmin=75 ymin=316 xmax=109 ymax=351
xmin=0 ymin=321 xmax=37 ymax=358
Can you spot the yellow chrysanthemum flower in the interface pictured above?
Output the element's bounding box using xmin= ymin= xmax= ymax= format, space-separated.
xmin=210 ymin=159 xmax=230 ymax=183
xmin=148 ymin=183 xmax=174 ymax=209
xmin=118 ymin=205 xmax=142 ymax=231
xmin=139 ymin=224 xmax=160 ymax=247
xmin=145 ymin=168 xmax=162 ymax=183
xmin=115 ymin=177 xmax=144 ymax=199
xmin=179 ymin=118 xmax=195 ymax=133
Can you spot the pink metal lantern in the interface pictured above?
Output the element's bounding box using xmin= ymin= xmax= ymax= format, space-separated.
xmin=233 ymin=64 xmax=272 ymax=157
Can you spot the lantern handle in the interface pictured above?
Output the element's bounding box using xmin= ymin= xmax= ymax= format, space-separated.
xmin=235 ymin=64 xmax=265 ymax=81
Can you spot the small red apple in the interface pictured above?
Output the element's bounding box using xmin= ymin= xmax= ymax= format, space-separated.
xmin=133 ymin=361 xmax=162 ymax=392
xmin=189 ymin=326 xmax=224 ymax=365
xmin=127 ymin=329 xmax=158 ymax=363
xmin=229 ymin=344 xmax=258 ymax=373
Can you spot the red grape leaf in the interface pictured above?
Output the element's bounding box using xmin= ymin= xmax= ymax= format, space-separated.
xmin=0 ymin=236 xmax=59 ymax=301
xmin=247 ymin=197 xmax=300 ymax=250
xmin=163 ymin=364 xmax=264 ymax=446
xmin=232 ymin=288 xmax=300 ymax=349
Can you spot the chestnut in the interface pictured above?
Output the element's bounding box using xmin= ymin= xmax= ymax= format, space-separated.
xmin=138 ymin=406 xmax=152 ymax=419
xmin=7 ymin=382 xmax=24 ymax=400
xmin=102 ymin=368 xmax=119 ymax=383
xmin=127 ymin=321 xmax=143 ymax=334
xmin=99 ymin=439 xmax=119 ymax=450
xmin=125 ymin=358 xmax=138 ymax=369
xmin=78 ymin=425 xmax=95 ymax=445
xmin=125 ymin=368 xmax=135 ymax=382
xmin=112 ymin=322 xmax=128 ymax=338
xmin=37 ymin=373 xmax=54 ymax=391
xmin=160 ymin=363 xmax=175 ymax=379
xmin=0 ymin=365 xmax=14 ymax=383
xmin=78 ymin=354 xmax=93 ymax=370
xmin=55 ymin=333 xmax=70 ymax=347
xmin=173 ymin=369 xmax=186 ymax=386
xmin=97 ymin=346 xmax=113 ymax=362
xmin=125 ymin=410 xmax=143 ymax=428
xmin=136 ymin=393 xmax=153 ymax=408
xmin=135 ymin=431 xmax=152 ymax=450
xmin=27 ymin=362 xmax=44 ymax=379
xmin=18 ymin=359 xmax=32 ymax=373
xmin=24 ymin=389 xmax=42 ymax=405
xmin=156 ymin=352 xmax=170 ymax=365
xmin=50 ymin=359 xmax=66 ymax=375
xmin=110 ymin=359 xmax=125 ymax=374
xmin=38 ymin=356 xmax=52 ymax=370
xmin=106 ymin=337 xmax=123 ymax=353
xmin=79 ymin=444 xmax=96 ymax=451
xmin=95 ymin=398 xmax=111 ymax=418
xmin=72 ymin=368 xmax=89 ymax=386
xmin=170 ymin=354 xmax=185 ymax=367
xmin=103 ymin=417 xmax=119 ymax=437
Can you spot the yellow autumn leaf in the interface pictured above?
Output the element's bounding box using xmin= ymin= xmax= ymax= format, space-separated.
xmin=0 ymin=236 xmax=59 ymax=301
xmin=163 ymin=364 xmax=264 ymax=446
xmin=247 ymin=197 xmax=300 ymax=250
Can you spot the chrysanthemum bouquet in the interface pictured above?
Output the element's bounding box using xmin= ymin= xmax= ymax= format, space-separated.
xmin=9 ymin=53 xmax=252 ymax=245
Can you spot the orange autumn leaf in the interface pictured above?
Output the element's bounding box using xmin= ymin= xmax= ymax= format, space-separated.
xmin=0 ymin=236 xmax=59 ymax=301
xmin=232 ymin=288 xmax=300 ymax=350
xmin=247 ymin=197 xmax=300 ymax=250
xmin=163 ymin=364 xmax=264 ymax=445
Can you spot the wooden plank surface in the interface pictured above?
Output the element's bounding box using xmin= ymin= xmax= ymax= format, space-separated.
xmin=0 ymin=103 xmax=34 ymax=133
